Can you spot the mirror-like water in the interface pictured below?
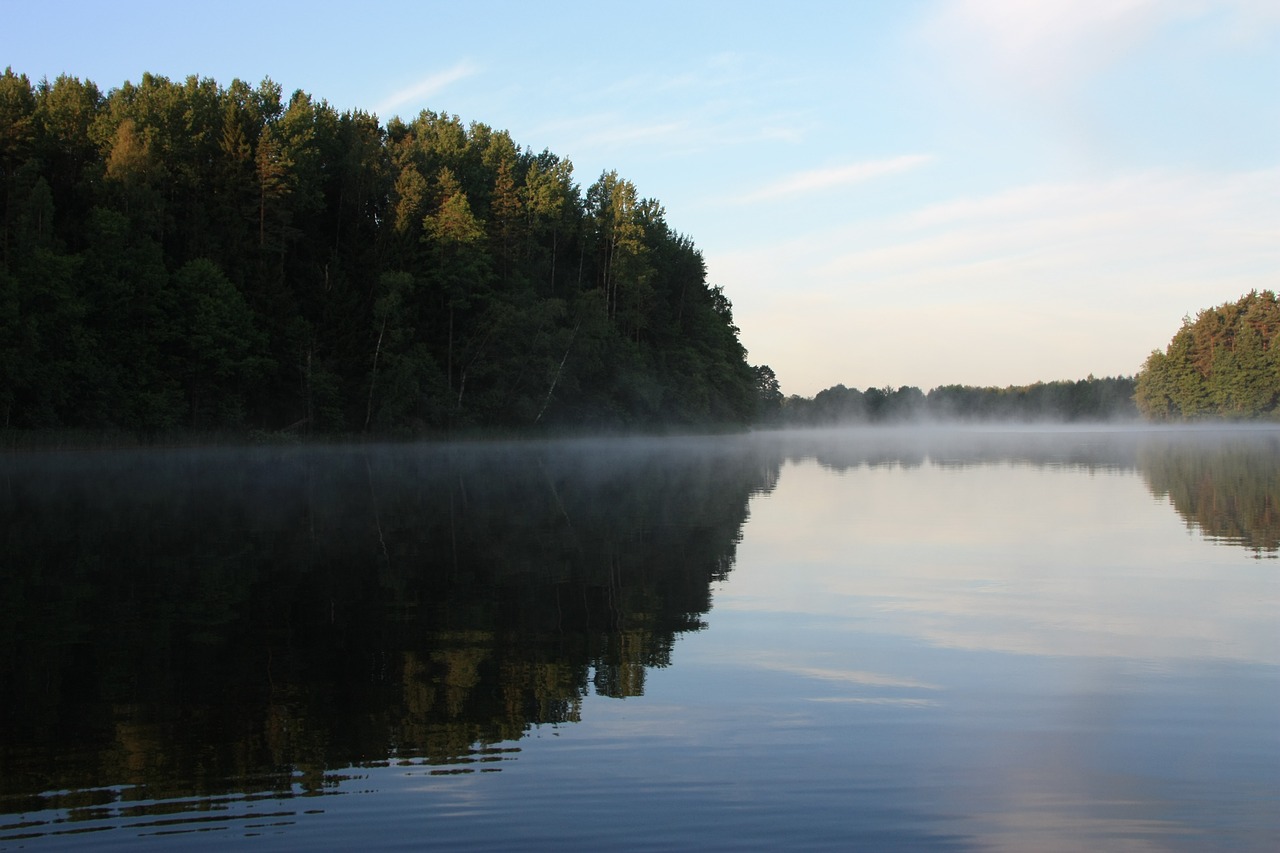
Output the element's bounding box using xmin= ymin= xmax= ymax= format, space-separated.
xmin=2 ymin=427 xmax=1277 ymax=851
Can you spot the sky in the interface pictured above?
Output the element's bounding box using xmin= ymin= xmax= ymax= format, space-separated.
xmin=4 ymin=0 xmax=1278 ymax=397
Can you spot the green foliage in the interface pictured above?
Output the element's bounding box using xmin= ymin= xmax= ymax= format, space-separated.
xmin=780 ymin=376 xmax=1138 ymax=425
xmin=754 ymin=364 xmax=783 ymax=419
xmin=171 ymin=258 xmax=271 ymax=427
xmin=1135 ymin=291 xmax=1280 ymax=420
xmin=0 ymin=70 xmax=759 ymax=434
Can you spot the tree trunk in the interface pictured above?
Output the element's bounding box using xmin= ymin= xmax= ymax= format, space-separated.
xmin=535 ymin=321 xmax=579 ymax=423
xmin=365 ymin=314 xmax=387 ymax=430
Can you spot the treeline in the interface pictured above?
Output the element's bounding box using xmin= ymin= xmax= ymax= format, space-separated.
xmin=772 ymin=375 xmax=1138 ymax=425
xmin=0 ymin=69 xmax=763 ymax=433
xmin=1134 ymin=290 xmax=1280 ymax=420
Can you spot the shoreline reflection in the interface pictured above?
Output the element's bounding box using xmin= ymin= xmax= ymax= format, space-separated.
xmin=2 ymin=427 xmax=1276 ymax=848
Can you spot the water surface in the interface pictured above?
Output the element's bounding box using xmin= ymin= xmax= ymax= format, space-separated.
xmin=2 ymin=427 xmax=1277 ymax=850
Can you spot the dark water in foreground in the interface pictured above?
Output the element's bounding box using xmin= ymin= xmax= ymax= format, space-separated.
xmin=1 ymin=427 xmax=1277 ymax=851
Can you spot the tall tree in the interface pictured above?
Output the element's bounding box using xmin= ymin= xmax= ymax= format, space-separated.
xmin=586 ymin=171 xmax=646 ymax=324
xmin=171 ymin=258 xmax=270 ymax=427
xmin=0 ymin=70 xmax=39 ymax=268
xmin=521 ymin=153 xmax=575 ymax=295
xmin=422 ymin=167 xmax=488 ymax=407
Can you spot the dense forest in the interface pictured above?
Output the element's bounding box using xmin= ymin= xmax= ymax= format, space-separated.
xmin=1134 ymin=290 xmax=1280 ymax=420
xmin=772 ymin=375 xmax=1138 ymax=425
xmin=0 ymin=69 xmax=764 ymax=433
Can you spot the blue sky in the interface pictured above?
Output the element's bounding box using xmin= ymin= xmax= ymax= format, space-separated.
xmin=5 ymin=0 xmax=1278 ymax=396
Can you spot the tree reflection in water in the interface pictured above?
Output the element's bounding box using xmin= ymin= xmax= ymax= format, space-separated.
xmin=1137 ymin=432 xmax=1280 ymax=557
xmin=1 ymin=426 xmax=1273 ymax=839
xmin=0 ymin=438 xmax=780 ymax=818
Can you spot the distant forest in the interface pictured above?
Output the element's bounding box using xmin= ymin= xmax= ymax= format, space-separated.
xmin=771 ymin=291 xmax=1280 ymax=426
xmin=770 ymin=375 xmax=1139 ymax=425
xmin=0 ymin=70 xmax=764 ymax=433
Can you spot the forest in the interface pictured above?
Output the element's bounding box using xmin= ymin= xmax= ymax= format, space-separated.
xmin=5 ymin=69 xmax=1275 ymax=437
xmin=0 ymin=69 xmax=764 ymax=434
xmin=775 ymin=287 xmax=1280 ymax=425
xmin=1134 ymin=290 xmax=1280 ymax=420
xmin=772 ymin=375 xmax=1139 ymax=425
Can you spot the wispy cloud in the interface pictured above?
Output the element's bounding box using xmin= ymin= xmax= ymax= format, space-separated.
xmin=525 ymin=52 xmax=810 ymax=161
xmin=578 ymin=120 xmax=688 ymax=150
xmin=734 ymin=155 xmax=934 ymax=204
xmin=818 ymin=167 xmax=1280 ymax=292
xmin=374 ymin=61 xmax=480 ymax=118
xmin=921 ymin=0 xmax=1167 ymax=92
xmin=600 ymin=51 xmax=760 ymax=100
xmin=922 ymin=0 xmax=1280 ymax=94
xmin=524 ymin=113 xmax=693 ymax=164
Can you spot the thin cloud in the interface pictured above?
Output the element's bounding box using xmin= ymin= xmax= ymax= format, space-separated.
xmin=523 ymin=113 xmax=692 ymax=164
xmin=578 ymin=120 xmax=688 ymax=150
xmin=374 ymin=61 xmax=479 ymax=118
xmin=735 ymin=155 xmax=934 ymax=204
xmin=922 ymin=0 xmax=1165 ymax=91
xmin=821 ymin=167 xmax=1280 ymax=287
xmin=602 ymin=52 xmax=756 ymax=99
xmin=922 ymin=0 xmax=1280 ymax=94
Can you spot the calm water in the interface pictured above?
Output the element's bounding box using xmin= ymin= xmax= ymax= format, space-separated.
xmin=1 ymin=427 xmax=1277 ymax=851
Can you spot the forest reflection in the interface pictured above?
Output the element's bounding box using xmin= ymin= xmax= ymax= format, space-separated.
xmin=0 ymin=427 xmax=1274 ymax=828
xmin=1136 ymin=433 xmax=1280 ymax=556
xmin=772 ymin=426 xmax=1278 ymax=556
xmin=0 ymin=438 xmax=780 ymax=820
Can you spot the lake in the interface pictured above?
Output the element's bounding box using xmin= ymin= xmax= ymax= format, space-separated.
xmin=1 ymin=426 xmax=1277 ymax=851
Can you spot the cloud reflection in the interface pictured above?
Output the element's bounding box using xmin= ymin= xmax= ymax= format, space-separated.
xmin=749 ymin=658 xmax=941 ymax=691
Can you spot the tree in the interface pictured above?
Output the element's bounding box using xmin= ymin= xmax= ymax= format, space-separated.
xmin=422 ymin=168 xmax=488 ymax=407
xmin=104 ymin=118 xmax=161 ymax=218
xmin=255 ymin=124 xmax=292 ymax=250
xmin=171 ymin=258 xmax=270 ymax=427
xmin=753 ymin=365 xmax=783 ymax=419
xmin=521 ymin=154 xmax=575 ymax=294
xmin=585 ymin=171 xmax=647 ymax=325
xmin=1135 ymin=291 xmax=1280 ymax=420
xmin=488 ymin=156 xmax=523 ymax=285
xmin=365 ymin=270 xmax=441 ymax=429
xmin=0 ymin=69 xmax=39 ymax=266
xmin=79 ymin=206 xmax=179 ymax=429
xmin=33 ymin=74 xmax=103 ymax=247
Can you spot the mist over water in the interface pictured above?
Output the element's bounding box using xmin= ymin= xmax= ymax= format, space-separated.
xmin=2 ymin=426 xmax=1277 ymax=850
